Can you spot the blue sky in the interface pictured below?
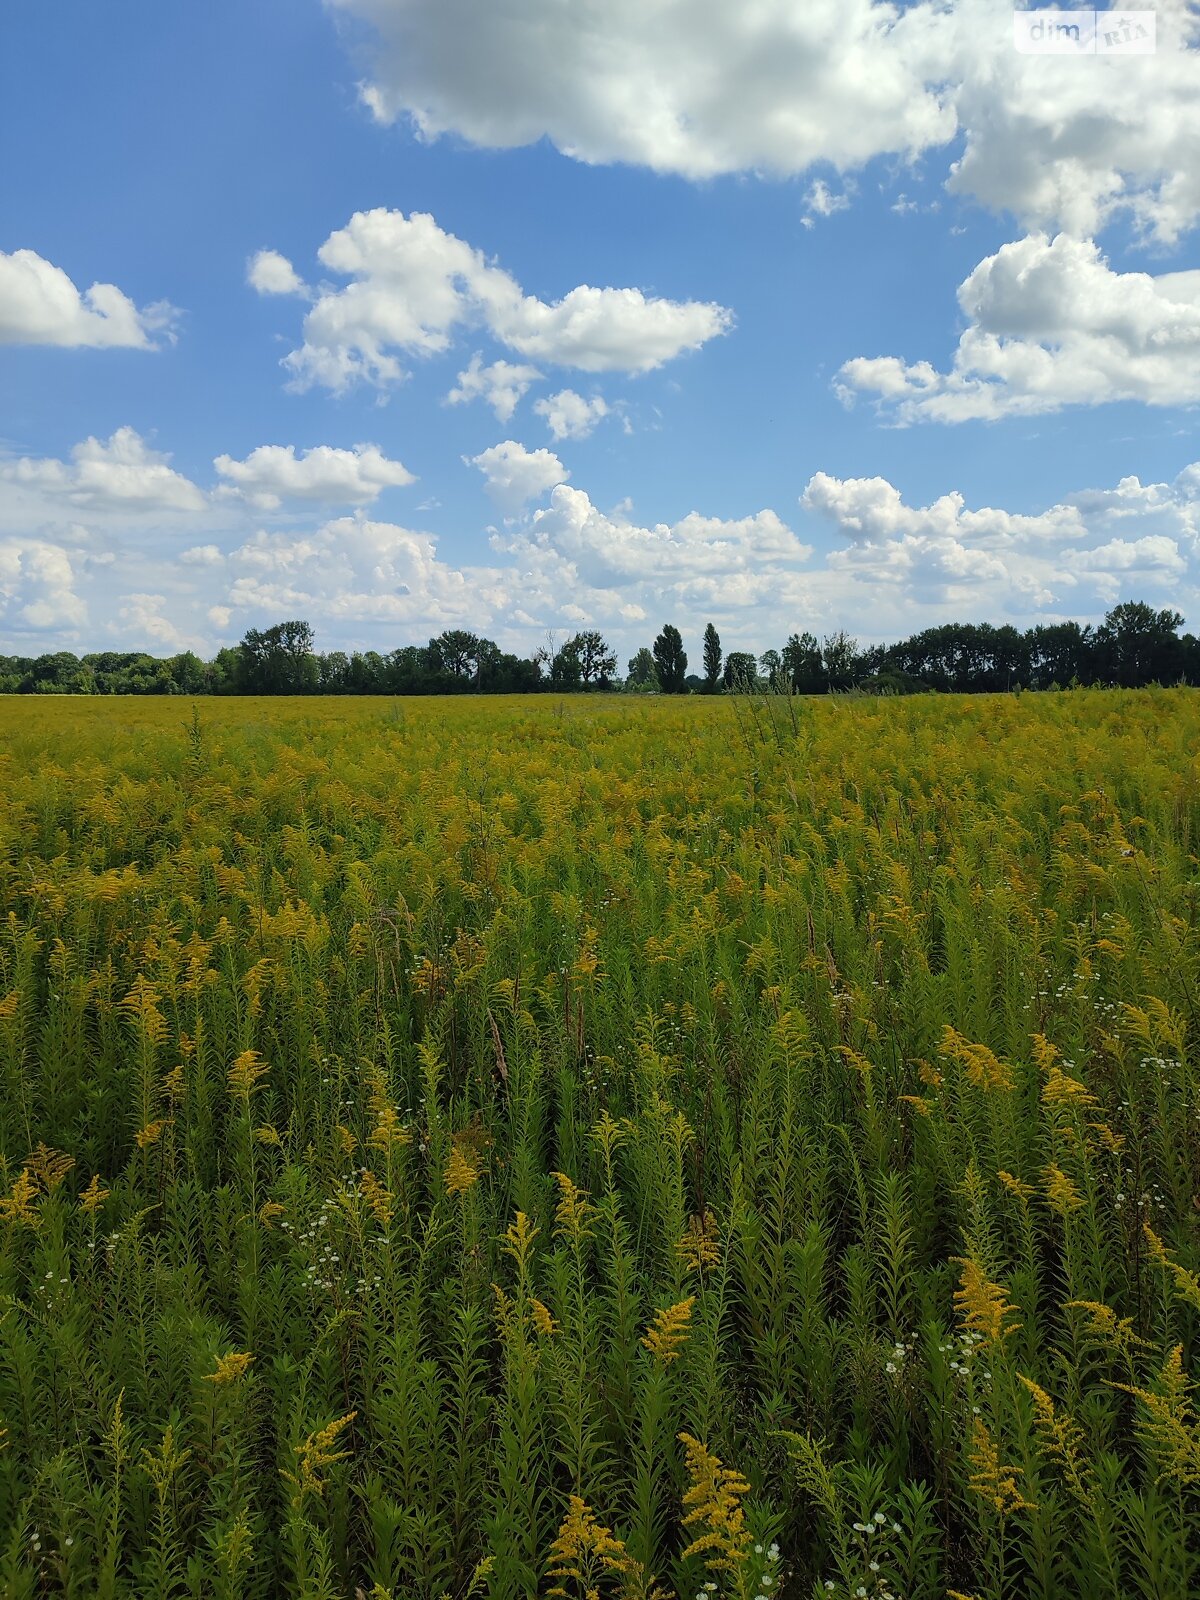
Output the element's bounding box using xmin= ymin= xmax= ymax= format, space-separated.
xmin=2 ymin=0 xmax=1199 ymax=661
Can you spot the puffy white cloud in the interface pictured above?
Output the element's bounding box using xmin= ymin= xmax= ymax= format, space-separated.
xmin=219 ymin=516 xmax=507 ymax=628
xmin=332 ymin=0 xmax=1200 ymax=244
xmin=533 ymin=389 xmax=610 ymax=441
xmin=0 ymin=248 xmax=176 ymax=348
xmin=277 ymin=209 xmax=732 ymax=391
xmin=447 ymin=353 xmax=542 ymax=421
xmin=802 ymin=179 xmax=854 ymax=227
xmin=213 ymin=442 xmax=415 ymax=508
xmin=801 ymin=471 xmax=1087 ymax=546
xmin=0 ymin=428 xmax=206 ymax=511
xmin=506 ymin=486 xmax=811 ymax=597
xmin=180 ymin=544 xmax=226 ymax=566
xmin=116 ymin=593 xmax=200 ymax=651
xmin=801 ymin=466 xmax=1199 ymax=615
xmin=0 ymin=538 xmax=88 ymax=632
xmin=469 ymin=440 xmax=568 ymax=512
xmin=247 ymin=249 xmax=307 ymax=296
xmin=837 ymin=234 xmax=1200 ymax=422
xmin=948 ymin=1 xmax=1200 ymax=245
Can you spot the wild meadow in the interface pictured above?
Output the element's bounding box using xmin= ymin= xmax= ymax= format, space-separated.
xmin=1 ymin=688 xmax=1199 ymax=1600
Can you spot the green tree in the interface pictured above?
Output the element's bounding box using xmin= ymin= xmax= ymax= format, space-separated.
xmin=652 ymin=624 xmax=688 ymax=693
xmin=429 ymin=630 xmax=480 ymax=680
xmin=237 ymin=621 xmax=318 ymax=693
xmin=723 ymin=651 xmax=758 ymax=691
xmin=822 ymin=630 xmax=859 ymax=691
xmin=702 ymin=623 xmax=722 ymax=693
xmin=562 ymin=631 xmax=617 ymax=687
xmin=782 ymin=631 xmax=826 ymax=694
xmin=626 ymin=647 xmax=658 ymax=690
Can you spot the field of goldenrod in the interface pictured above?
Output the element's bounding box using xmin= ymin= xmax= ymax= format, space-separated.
xmin=1 ymin=689 xmax=1199 ymax=1600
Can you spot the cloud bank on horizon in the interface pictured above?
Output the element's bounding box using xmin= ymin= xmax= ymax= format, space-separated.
xmin=1 ymin=0 xmax=1199 ymax=657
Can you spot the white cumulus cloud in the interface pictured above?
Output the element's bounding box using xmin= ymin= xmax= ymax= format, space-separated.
xmin=213 ymin=442 xmax=415 ymax=508
xmin=0 ymin=428 xmax=206 ymax=511
xmin=275 ymin=209 xmax=733 ymax=391
xmin=332 ymin=0 xmax=1200 ymax=245
xmin=447 ymin=353 xmax=542 ymax=421
xmin=837 ymin=233 xmax=1200 ymax=422
xmin=533 ymin=390 xmax=611 ymax=441
xmin=469 ymin=440 xmax=569 ymax=512
xmin=0 ymin=248 xmax=176 ymax=348
xmin=247 ymin=249 xmax=308 ymax=296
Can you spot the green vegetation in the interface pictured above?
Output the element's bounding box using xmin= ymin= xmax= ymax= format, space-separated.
xmin=1 ymin=689 xmax=1199 ymax=1598
xmin=3 ymin=601 xmax=1197 ymax=697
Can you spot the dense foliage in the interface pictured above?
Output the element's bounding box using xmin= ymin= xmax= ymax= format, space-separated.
xmin=1 ymin=689 xmax=1199 ymax=1599
xmin=2 ymin=602 xmax=1196 ymax=697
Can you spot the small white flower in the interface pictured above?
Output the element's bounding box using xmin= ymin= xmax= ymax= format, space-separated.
xmin=873 ymin=1512 xmax=886 ymax=1524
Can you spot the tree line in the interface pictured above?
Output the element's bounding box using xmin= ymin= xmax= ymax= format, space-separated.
xmin=1 ymin=603 xmax=1196 ymax=696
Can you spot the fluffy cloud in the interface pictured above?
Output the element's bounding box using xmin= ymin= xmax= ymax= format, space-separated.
xmin=0 ymin=428 xmax=206 ymax=511
xmin=219 ymin=516 xmax=507 ymax=628
xmin=0 ymin=248 xmax=175 ymax=348
xmin=801 ymin=471 xmax=1087 ymax=546
xmin=116 ymin=593 xmax=200 ymax=651
xmin=277 ymin=209 xmax=732 ymax=391
xmin=534 ymin=385 xmax=611 ymax=441
xmin=213 ymin=443 xmax=415 ymax=508
xmin=247 ymin=249 xmax=307 ymax=296
xmin=0 ymin=538 xmax=88 ymax=632
xmin=802 ymin=466 xmax=1199 ymax=613
xmin=837 ymin=234 xmax=1200 ymax=422
xmin=504 ymin=487 xmax=812 ymax=606
xmin=447 ymin=353 xmax=542 ymax=421
xmin=533 ymin=390 xmax=611 ymax=441
xmin=469 ymin=440 xmax=569 ymax=512
xmin=332 ymin=0 xmax=1200 ymax=243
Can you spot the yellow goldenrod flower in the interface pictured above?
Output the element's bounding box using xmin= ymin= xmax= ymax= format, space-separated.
xmin=283 ymin=1411 xmax=356 ymax=1506
xmin=26 ymin=1143 xmax=75 ymax=1193
xmin=967 ymin=1417 xmax=1036 ymax=1516
xmin=119 ymin=975 xmax=168 ymax=1046
xmin=676 ymin=1210 xmax=721 ymax=1273
xmin=678 ymin=1432 xmax=753 ymax=1573
xmin=499 ymin=1211 xmax=538 ymax=1269
xmin=642 ymin=1298 xmax=694 ymax=1365
xmin=254 ymin=1124 xmax=281 ymax=1146
xmin=205 ymin=1351 xmax=254 ymax=1384
xmin=366 ymin=1103 xmax=412 ymax=1153
xmin=997 ymin=1170 xmax=1035 ymax=1201
xmin=135 ymin=1119 xmax=172 ymax=1150
xmin=1044 ymin=1164 xmax=1084 ymax=1214
xmin=360 ymin=1169 xmax=393 ymax=1226
xmin=1019 ymin=1375 xmax=1092 ymax=1505
xmin=940 ymin=1026 xmax=1013 ymax=1092
xmin=531 ymin=1298 xmax=558 ymax=1338
xmin=547 ymin=1494 xmax=633 ymax=1596
xmin=953 ymin=1257 xmax=1020 ymax=1345
xmin=552 ymin=1171 xmax=595 ymax=1244
xmin=1042 ymin=1063 xmax=1097 ymax=1110
xmin=80 ymin=1173 xmax=110 ymax=1213
xmin=0 ymin=1169 xmax=40 ymax=1227
xmin=1113 ymin=1346 xmax=1200 ymax=1489
xmin=1144 ymin=1225 xmax=1200 ymax=1313
xmin=445 ymin=1143 xmax=480 ymax=1195
xmin=258 ymin=1201 xmax=286 ymax=1228
xmin=227 ymin=1049 xmax=269 ymax=1101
